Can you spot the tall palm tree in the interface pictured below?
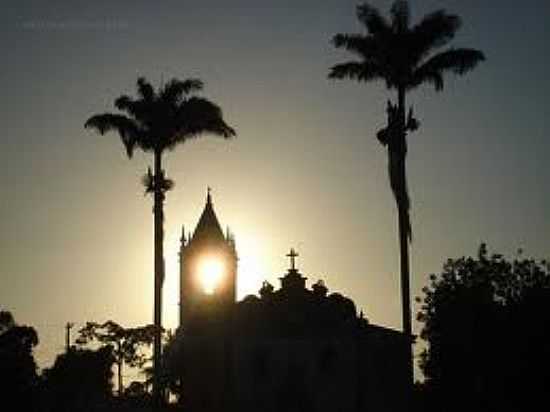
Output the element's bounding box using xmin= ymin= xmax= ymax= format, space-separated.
xmin=85 ymin=77 xmax=235 ymax=404
xmin=329 ymin=0 xmax=484 ymax=383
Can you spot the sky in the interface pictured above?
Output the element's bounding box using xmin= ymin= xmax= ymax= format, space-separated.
xmin=1 ymin=0 xmax=549 ymax=378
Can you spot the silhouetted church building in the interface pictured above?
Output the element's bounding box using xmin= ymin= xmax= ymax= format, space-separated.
xmin=175 ymin=191 xmax=409 ymax=412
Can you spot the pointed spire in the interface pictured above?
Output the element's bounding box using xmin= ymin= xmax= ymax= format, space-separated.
xmin=190 ymin=187 xmax=224 ymax=242
xmin=226 ymin=226 xmax=236 ymax=251
xmin=180 ymin=225 xmax=186 ymax=247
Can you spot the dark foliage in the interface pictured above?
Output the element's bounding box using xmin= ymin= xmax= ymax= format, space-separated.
xmin=329 ymin=1 xmax=485 ymax=92
xmin=416 ymin=244 xmax=550 ymax=412
xmin=157 ymin=329 xmax=184 ymax=402
xmin=85 ymin=77 xmax=235 ymax=158
xmin=0 ymin=310 xmax=39 ymax=412
xmin=76 ymin=321 xmax=156 ymax=395
xmin=41 ymin=346 xmax=115 ymax=412
xmin=329 ymin=0 xmax=485 ymax=241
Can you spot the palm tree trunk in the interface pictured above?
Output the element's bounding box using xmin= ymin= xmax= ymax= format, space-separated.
xmin=152 ymin=149 xmax=164 ymax=407
xmin=397 ymin=86 xmax=414 ymax=386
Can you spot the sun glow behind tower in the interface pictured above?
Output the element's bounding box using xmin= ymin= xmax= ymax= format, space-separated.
xmin=198 ymin=256 xmax=224 ymax=294
xmin=233 ymin=232 xmax=264 ymax=299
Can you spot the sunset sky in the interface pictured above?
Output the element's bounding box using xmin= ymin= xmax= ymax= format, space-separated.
xmin=1 ymin=0 xmax=549 ymax=376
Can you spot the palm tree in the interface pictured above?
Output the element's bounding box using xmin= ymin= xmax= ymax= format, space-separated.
xmin=329 ymin=0 xmax=484 ymax=383
xmin=85 ymin=77 xmax=235 ymax=404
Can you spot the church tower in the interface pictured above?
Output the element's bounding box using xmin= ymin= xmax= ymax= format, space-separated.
xmin=179 ymin=189 xmax=238 ymax=330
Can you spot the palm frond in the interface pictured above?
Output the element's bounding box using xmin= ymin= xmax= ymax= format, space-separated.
xmin=390 ymin=0 xmax=410 ymax=33
xmin=86 ymin=76 xmax=235 ymax=157
xmin=142 ymin=168 xmax=174 ymax=195
xmin=114 ymin=95 xmax=145 ymax=120
xmin=357 ymin=3 xmax=390 ymax=35
xmin=84 ymin=113 xmax=141 ymax=158
xmin=114 ymin=93 xmax=158 ymax=128
xmin=411 ymin=11 xmax=461 ymax=59
xmin=411 ymin=48 xmax=485 ymax=91
xmin=172 ymin=96 xmax=236 ymax=145
xmin=142 ymin=167 xmax=154 ymax=194
xmin=137 ymin=77 xmax=155 ymax=103
xmin=114 ymin=95 xmax=134 ymax=112
xmin=160 ymin=78 xmax=204 ymax=106
xmin=328 ymin=61 xmax=384 ymax=82
xmin=332 ymin=33 xmax=381 ymax=60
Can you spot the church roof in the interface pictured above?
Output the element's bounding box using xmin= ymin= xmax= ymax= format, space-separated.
xmin=228 ymin=249 xmax=368 ymax=338
xmin=191 ymin=189 xmax=225 ymax=243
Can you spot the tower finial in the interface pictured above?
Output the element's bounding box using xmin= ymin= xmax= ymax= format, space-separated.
xmin=207 ymin=186 xmax=212 ymax=204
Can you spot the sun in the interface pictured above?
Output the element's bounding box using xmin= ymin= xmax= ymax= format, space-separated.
xmin=179 ymin=231 xmax=266 ymax=298
xmin=198 ymin=257 xmax=224 ymax=294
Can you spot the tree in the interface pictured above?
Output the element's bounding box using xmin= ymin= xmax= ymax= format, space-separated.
xmin=416 ymin=244 xmax=550 ymax=412
xmin=76 ymin=320 xmax=156 ymax=396
xmin=0 ymin=310 xmax=39 ymax=412
xmin=328 ymin=0 xmax=485 ymax=382
xmin=0 ymin=310 xmax=15 ymax=333
xmin=156 ymin=329 xmax=184 ymax=403
xmin=84 ymin=76 xmax=235 ymax=403
xmin=42 ymin=346 xmax=115 ymax=412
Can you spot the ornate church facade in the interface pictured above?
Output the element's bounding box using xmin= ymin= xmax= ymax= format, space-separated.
xmin=174 ymin=191 xmax=409 ymax=412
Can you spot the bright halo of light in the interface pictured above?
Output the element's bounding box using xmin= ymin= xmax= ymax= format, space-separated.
xmin=235 ymin=233 xmax=265 ymax=299
xmin=199 ymin=257 xmax=224 ymax=294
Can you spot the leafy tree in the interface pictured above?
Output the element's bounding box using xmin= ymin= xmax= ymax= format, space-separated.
xmin=41 ymin=346 xmax=115 ymax=412
xmin=328 ymin=0 xmax=485 ymax=382
xmin=157 ymin=329 xmax=183 ymax=403
xmin=119 ymin=380 xmax=151 ymax=411
xmin=416 ymin=244 xmax=550 ymax=412
xmin=0 ymin=310 xmax=39 ymax=412
xmin=84 ymin=76 xmax=235 ymax=402
xmin=137 ymin=328 xmax=181 ymax=403
xmin=76 ymin=320 xmax=156 ymax=396
xmin=259 ymin=280 xmax=275 ymax=300
xmin=0 ymin=310 xmax=15 ymax=332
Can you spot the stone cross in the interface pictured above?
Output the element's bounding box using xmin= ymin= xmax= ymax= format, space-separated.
xmin=286 ymin=248 xmax=299 ymax=271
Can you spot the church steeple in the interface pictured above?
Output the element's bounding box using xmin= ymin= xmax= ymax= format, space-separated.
xmin=179 ymin=188 xmax=238 ymax=330
xmin=191 ymin=187 xmax=225 ymax=243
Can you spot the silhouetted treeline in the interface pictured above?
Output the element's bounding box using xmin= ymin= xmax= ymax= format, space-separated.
xmin=415 ymin=244 xmax=550 ymax=412
xmin=4 ymin=243 xmax=549 ymax=412
xmin=0 ymin=311 xmax=39 ymax=412
xmin=76 ymin=321 xmax=156 ymax=396
xmin=0 ymin=313 xmax=166 ymax=412
xmin=41 ymin=346 xmax=114 ymax=412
